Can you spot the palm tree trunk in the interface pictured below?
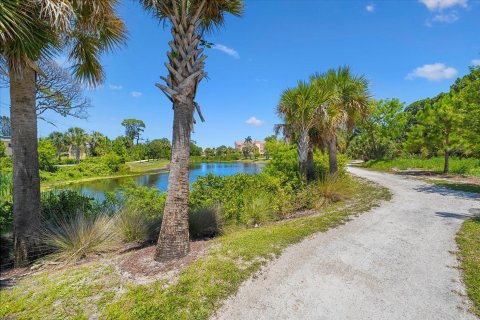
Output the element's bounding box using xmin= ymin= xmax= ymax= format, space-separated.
xmin=306 ymin=148 xmax=315 ymax=181
xmin=155 ymin=100 xmax=193 ymax=262
xmin=328 ymin=135 xmax=338 ymax=175
xmin=443 ymin=132 xmax=450 ymax=174
xmin=57 ymin=149 xmax=62 ymax=161
xmin=297 ymin=128 xmax=309 ymax=180
xmin=9 ymin=66 xmax=41 ymax=267
xmin=75 ymin=147 xmax=80 ymax=163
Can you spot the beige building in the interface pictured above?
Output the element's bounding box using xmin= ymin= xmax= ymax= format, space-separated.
xmin=1 ymin=136 xmax=12 ymax=156
xmin=234 ymin=140 xmax=266 ymax=154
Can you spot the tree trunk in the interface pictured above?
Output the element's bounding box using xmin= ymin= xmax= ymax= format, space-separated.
xmin=154 ymin=101 xmax=193 ymax=262
xmin=57 ymin=149 xmax=62 ymax=161
xmin=297 ymin=128 xmax=309 ymax=181
xmin=328 ymin=135 xmax=338 ymax=175
xmin=306 ymin=148 xmax=315 ymax=181
xmin=443 ymin=132 xmax=450 ymax=174
xmin=9 ymin=66 xmax=41 ymax=267
xmin=75 ymin=147 xmax=80 ymax=163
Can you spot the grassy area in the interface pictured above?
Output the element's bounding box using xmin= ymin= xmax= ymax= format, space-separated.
xmin=127 ymin=160 xmax=170 ymax=173
xmin=456 ymin=215 xmax=480 ymax=317
xmin=0 ymin=177 xmax=391 ymax=320
xmin=428 ymin=180 xmax=480 ymax=194
xmin=363 ymin=157 xmax=480 ymax=176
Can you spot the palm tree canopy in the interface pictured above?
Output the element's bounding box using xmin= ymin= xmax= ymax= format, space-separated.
xmin=66 ymin=127 xmax=87 ymax=147
xmin=0 ymin=0 xmax=126 ymax=86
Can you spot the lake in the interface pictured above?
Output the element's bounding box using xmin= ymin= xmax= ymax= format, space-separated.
xmin=67 ymin=162 xmax=265 ymax=200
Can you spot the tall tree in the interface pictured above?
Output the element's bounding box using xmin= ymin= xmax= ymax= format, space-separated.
xmin=48 ymin=131 xmax=65 ymax=161
xmin=313 ymin=67 xmax=370 ymax=174
xmin=1 ymin=0 xmax=125 ymax=266
xmin=141 ymin=0 xmax=244 ymax=261
xmin=66 ymin=127 xmax=87 ymax=163
xmin=88 ymin=131 xmax=106 ymax=157
xmin=121 ymin=118 xmax=146 ymax=145
xmin=277 ymin=81 xmax=323 ymax=180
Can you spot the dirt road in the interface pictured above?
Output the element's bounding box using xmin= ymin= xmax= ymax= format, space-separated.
xmin=213 ymin=167 xmax=479 ymax=320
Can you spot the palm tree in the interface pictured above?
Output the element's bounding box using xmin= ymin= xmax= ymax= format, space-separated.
xmin=312 ymin=67 xmax=370 ymax=174
xmin=141 ymin=0 xmax=244 ymax=262
xmin=1 ymin=1 xmax=126 ymax=266
xmin=66 ymin=127 xmax=87 ymax=163
xmin=277 ymin=81 xmax=324 ymax=180
xmin=88 ymin=131 xmax=106 ymax=157
xmin=48 ymin=131 xmax=65 ymax=161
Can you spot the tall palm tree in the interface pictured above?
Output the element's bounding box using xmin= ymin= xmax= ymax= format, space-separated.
xmin=48 ymin=131 xmax=65 ymax=161
xmin=88 ymin=131 xmax=106 ymax=156
xmin=66 ymin=127 xmax=87 ymax=163
xmin=141 ymin=0 xmax=244 ymax=262
xmin=277 ymin=81 xmax=324 ymax=180
xmin=312 ymin=67 xmax=370 ymax=174
xmin=1 ymin=1 xmax=126 ymax=266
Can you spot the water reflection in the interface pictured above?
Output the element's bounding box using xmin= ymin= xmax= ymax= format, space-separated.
xmin=66 ymin=162 xmax=264 ymax=200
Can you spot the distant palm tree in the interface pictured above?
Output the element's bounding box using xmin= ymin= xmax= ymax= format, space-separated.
xmin=66 ymin=127 xmax=87 ymax=163
xmin=88 ymin=131 xmax=106 ymax=157
xmin=277 ymin=80 xmax=330 ymax=180
xmin=141 ymin=0 xmax=244 ymax=262
xmin=312 ymin=67 xmax=370 ymax=174
xmin=1 ymin=1 xmax=125 ymax=266
xmin=48 ymin=131 xmax=65 ymax=161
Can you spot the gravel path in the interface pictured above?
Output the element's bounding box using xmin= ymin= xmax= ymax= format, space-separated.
xmin=213 ymin=167 xmax=479 ymax=320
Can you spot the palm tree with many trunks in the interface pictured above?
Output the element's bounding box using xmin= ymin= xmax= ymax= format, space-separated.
xmin=140 ymin=0 xmax=244 ymax=262
xmin=66 ymin=127 xmax=88 ymax=163
xmin=0 ymin=0 xmax=126 ymax=266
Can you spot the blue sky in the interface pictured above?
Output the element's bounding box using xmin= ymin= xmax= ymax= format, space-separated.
xmin=0 ymin=0 xmax=479 ymax=148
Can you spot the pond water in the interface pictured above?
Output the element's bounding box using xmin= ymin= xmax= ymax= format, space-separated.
xmin=66 ymin=162 xmax=265 ymax=200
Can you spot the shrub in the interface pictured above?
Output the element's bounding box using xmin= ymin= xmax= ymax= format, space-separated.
xmin=116 ymin=206 xmax=161 ymax=243
xmin=240 ymin=195 xmax=273 ymax=226
xmin=189 ymin=205 xmax=224 ymax=239
xmin=41 ymin=190 xmax=104 ymax=222
xmin=39 ymin=213 xmax=120 ymax=263
xmin=313 ymin=151 xmax=348 ymax=178
xmin=121 ymin=185 xmax=167 ymax=220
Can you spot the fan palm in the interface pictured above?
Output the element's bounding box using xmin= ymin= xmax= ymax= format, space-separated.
xmin=277 ymin=81 xmax=324 ymax=180
xmin=1 ymin=0 xmax=126 ymax=266
xmin=140 ymin=0 xmax=243 ymax=262
xmin=312 ymin=67 xmax=370 ymax=174
xmin=66 ymin=127 xmax=88 ymax=163
xmin=48 ymin=131 xmax=65 ymax=161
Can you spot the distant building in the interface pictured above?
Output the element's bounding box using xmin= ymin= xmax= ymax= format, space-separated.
xmin=234 ymin=140 xmax=266 ymax=154
xmin=0 ymin=135 xmax=12 ymax=156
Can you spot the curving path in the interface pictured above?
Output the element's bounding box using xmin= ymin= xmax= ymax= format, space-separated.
xmin=213 ymin=167 xmax=479 ymax=320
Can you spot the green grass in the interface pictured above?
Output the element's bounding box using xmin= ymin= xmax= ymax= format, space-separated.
xmin=0 ymin=177 xmax=391 ymax=320
xmin=363 ymin=157 xmax=480 ymax=176
xmin=428 ymin=180 xmax=480 ymax=194
xmin=127 ymin=160 xmax=170 ymax=173
xmin=456 ymin=215 xmax=480 ymax=317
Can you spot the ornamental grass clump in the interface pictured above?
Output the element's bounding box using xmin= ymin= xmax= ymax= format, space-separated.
xmin=189 ymin=205 xmax=224 ymax=239
xmin=116 ymin=206 xmax=161 ymax=243
xmin=40 ymin=213 xmax=120 ymax=264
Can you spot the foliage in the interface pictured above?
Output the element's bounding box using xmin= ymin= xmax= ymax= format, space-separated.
xmin=428 ymin=180 xmax=480 ymax=194
xmin=0 ymin=172 xmax=13 ymax=233
xmin=147 ymin=138 xmax=171 ymax=159
xmin=40 ymin=190 xmax=106 ymax=222
xmin=363 ymin=156 xmax=480 ymax=176
xmin=38 ymin=138 xmax=57 ymax=172
xmin=189 ymin=205 xmax=224 ymax=239
xmin=115 ymin=207 xmax=160 ymax=243
xmin=39 ymin=213 xmax=120 ymax=264
xmin=190 ymin=141 xmax=203 ymax=156
xmin=121 ymin=185 xmax=167 ymax=220
xmin=456 ymin=215 xmax=480 ymax=316
xmin=121 ymin=119 xmax=145 ymax=144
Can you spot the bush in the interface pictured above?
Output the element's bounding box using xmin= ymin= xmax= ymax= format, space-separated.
xmin=240 ymin=195 xmax=273 ymax=226
xmin=313 ymin=151 xmax=348 ymax=178
xmin=189 ymin=205 xmax=224 ymax=239
xmin=121 ymin=185 xmax=167 ymax=220
xmin=39 ymin=213 xmax=120 ymax=263
xmin=41 ymin=190 xmax=105 ymax=222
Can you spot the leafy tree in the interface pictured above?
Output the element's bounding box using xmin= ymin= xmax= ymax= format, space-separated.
xmin=48 ymin=131 xmax=65 ymax=161
xmin=0 ymin=116 xmax=11 ymax=137
xmin=65 ymin=127 xmax=87 ymax=164
xmin=121 ymin=119 xmax=146 ymax=145
xmin=148 ymin=138 xmax=172 ymax=159
xmin=1 ymin=0 xmax=126 ymax=266
xmin=405 ymin=94 xmax=466 ymax=173
xmin=190 ymin=141 xmax=203 ymax=156
xmin=141 ymin=0 xmax=244 ymax=262
xmin=204 ymin=147 xmax=215 ymax=157
xmin=112 ymin=136 xmax=131 ymax=158
xmin=38 ymin=138 xmax=57 ymax=172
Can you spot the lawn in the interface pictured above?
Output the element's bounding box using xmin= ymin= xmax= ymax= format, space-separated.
xmin=0 ymin=177 xmax=391 ymax=320
xmin=456 ymin=215 xmax=480 ymax=317
xmin=127 ymin=159 xmax=170 ymax=173
xmin=362 ymin=157 xmax=480 ymax=176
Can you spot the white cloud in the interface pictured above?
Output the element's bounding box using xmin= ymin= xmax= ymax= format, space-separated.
xmin=109 ymin=84 xmax=123 ymax=90
xmin=131 ymin=91 xmax=142 ymax=97
xmin=366 ymin=4 xmax=375 ymax=12
xmin=431 ymin=11 xmax=459 ymax=23
xmin=407 ymin=63 xmax=458 ymax=81
xmin=245 ymin=116 xmax=264 ymax=126
xmin=213 ymin=44 xmax=240 ymax=59
xmin=419 ymin=0 xmax=468 ymax=11
xmin=471 ymin=59 xmax=480 ymax=66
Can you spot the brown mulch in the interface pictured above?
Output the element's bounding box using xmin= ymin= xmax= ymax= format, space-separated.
xmin=117 ymin=240 xmax=210 ymax=279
